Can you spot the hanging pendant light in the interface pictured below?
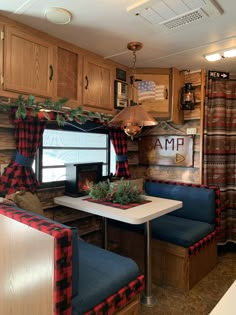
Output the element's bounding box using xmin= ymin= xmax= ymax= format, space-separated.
xmin=109 ymin=42 xmax=157 ymax=139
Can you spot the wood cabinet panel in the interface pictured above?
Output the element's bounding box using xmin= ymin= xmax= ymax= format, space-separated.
xmin=135 ymin=73 xmax=170 ymax=117
xmin=83 ymin=56 xmax=114 ymax=111
xmin=170 ymin=67 xmax=184 ymax=125
xmin=0 ymin=24 xmax=3 ymax=86
xmin=57 ymin=47 xmax=79 ymax=100
xmin=3 ymin=26 xmax=54 ymax=97
xmin=135 ymin=68 xmax=184 ymax=124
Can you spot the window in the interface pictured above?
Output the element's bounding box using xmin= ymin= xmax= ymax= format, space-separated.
xmin=35 ymin=128 xmax=116 ymax=186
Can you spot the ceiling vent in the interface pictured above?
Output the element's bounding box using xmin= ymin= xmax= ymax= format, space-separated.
xmin=127 ymin=0 xmax=223 ymax=31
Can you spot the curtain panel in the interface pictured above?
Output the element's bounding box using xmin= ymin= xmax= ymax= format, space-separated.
xmin=109 ymin=128 xmax=130 ymax=178
xmin=203 ymin=78 xmax=236 ymax=243
xmin=0 ymin=118 xmax=46 ymax=195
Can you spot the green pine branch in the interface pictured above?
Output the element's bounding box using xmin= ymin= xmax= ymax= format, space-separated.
xmin=0 ymin=94 xmax=113 ymax=126
xmin=88 ymin=180 xmax=145 ymax=205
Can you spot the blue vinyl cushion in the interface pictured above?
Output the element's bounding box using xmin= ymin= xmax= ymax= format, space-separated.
xmin=73 ymin=239 xmax=139 ymax=315
xmin=144 ymin=182 xmax=216 ymax=224
xmin=150 ymin=214 xmax=215 ymax=247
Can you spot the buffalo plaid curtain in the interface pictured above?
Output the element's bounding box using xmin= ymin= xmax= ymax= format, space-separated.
xmin=0 ymin=118 xmax=46 ymax=195
xmin=109 ymin=128 xmax=130 ymax=178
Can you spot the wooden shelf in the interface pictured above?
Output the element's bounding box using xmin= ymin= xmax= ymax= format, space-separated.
xmin=79 ymin=226 xmax=102 ymax=237
xmin=53 ymin=207 xmax=94 ymax=224
xmin=0 ymin=124 xmax=14 ymax=129
xmin=44 ymin=205 xmax=103 ymax=245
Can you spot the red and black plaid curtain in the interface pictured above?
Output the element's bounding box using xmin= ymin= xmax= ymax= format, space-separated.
xmin=0 ymin=118 xmax=46 ymax=195
xmin=109 ymin=128 xmax=130 ymax=178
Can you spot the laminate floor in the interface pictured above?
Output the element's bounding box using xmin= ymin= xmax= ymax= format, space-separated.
xmin=141 ymin=243 xmax=236 ymax=315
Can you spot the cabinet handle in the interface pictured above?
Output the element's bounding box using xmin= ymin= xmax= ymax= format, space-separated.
xmin=85 ymin=76 xmax=89 ymax=89
xmin=49 ymin=65 xmax=54 ymax=81
xmin=165 ymin=88 xmax=168 ymax=99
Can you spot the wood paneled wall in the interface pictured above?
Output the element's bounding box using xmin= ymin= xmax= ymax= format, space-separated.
xmin=0 ymin=113 xmax=15 ymax=174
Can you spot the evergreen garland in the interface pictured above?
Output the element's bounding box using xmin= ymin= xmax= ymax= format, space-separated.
xmin=88 ymin=179 xmax=144 ymax=205
xmin=0 ymin=94 xmax=113 ymax=126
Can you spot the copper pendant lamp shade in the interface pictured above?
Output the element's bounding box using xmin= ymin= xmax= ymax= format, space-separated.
xmin=109 ymin=42 xmax=157 ymax=139
xmin=109 ymin=103 xmax=157 ymax=138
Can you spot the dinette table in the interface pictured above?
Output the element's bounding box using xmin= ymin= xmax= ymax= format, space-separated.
xmin=54 ymin=194 xmax=182 ymax=306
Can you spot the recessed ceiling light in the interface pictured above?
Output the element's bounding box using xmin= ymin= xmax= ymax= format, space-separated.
xmin=45 ymin=7 xmax=72 ymax=25
xmin=205 ymin=53 xmax=222 ymax=62
xmin=223 ymin=49 xmax=236 ymax=58
xmin=204 ymin=47 xmax=236 ymax=62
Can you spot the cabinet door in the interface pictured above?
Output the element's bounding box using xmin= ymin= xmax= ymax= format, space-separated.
xmin=3 ymin=26 xmax=54 ymax=97
xmin=135 ymin=68 xmax=183 ymax=124
xmin=83 ymin=56 xmax=114 ymax=111
xmin=134 ymin=72 xmax=170 ymax=119
xmin=170 ymin=67 xmax=184 ymax=125
xmin=57 ymin=47 xmax=80 ymax=100
xmin=0 ymin=24 xmax=3 ymax=87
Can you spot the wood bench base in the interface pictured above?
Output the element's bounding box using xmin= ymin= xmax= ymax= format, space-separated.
xmin=115 ymin=295 xmax=140 ymax=315
xmin=108 ymin=225 xmax=218 ymax=291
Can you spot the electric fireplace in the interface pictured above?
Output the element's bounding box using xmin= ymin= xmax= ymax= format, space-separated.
xmin=65 ymin=162 xmax=103 ymax=197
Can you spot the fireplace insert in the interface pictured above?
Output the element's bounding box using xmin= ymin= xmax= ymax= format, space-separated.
xmin=65 ymin=162 xmax=103 ymax=197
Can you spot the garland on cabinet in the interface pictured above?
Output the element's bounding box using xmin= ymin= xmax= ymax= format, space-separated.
xmin=0 ymin=95 xmax=113 ymax=126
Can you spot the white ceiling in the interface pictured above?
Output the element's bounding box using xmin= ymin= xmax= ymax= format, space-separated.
xmin=0 ymin=0 xmax=236 ymax=74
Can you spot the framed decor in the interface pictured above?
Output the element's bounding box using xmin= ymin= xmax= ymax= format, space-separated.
xmin=139 ymin=135 xmax=194 ymax=167
xmin=114 ymin=80 xmax=128 ymax=109
xmin=116 ymin=68 xmax=127 ymax=82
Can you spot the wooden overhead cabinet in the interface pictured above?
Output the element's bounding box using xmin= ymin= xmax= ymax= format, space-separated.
xmin=57 ymin=46 xmax=81 ymax=101
xmin=83 ymin=56 xmax=114 ymax=111
xmin=2 ymin=26 xmax=54 ymax=97
xmin=135 ymin=67 xmax=184 ymax=124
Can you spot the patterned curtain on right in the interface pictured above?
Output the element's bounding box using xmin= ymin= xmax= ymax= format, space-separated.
xmin=203 ymin=77 xmax=236 ymax=243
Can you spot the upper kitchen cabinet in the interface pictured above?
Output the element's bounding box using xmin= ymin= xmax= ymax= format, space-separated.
xmin=135 ymin=68 xmax=184 ymax=124
xmin=57 ymin=46 xmax=82 ymax=102
xmin=83 ymin=56 xmax=114 ymax=112
xmin=2 ymin=26 xmax=55 ymax=98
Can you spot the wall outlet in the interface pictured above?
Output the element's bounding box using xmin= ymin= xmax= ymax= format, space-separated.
xmin=186 ymin=128 xmax=197 ymax=135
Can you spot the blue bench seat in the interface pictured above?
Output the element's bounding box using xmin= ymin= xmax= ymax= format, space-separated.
xmin=108 ymin=179 xmax=221 ymax=291
xmin=74 ymin=240 xmax=140 ymax=315
xmin=151 ymin=215 xmax=215 ymax=247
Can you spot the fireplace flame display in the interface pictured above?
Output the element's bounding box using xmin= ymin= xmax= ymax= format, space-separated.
xmin=78 ymin=172 xmax=97 ymax=192
xmin=65 ymin=162 xmax=103 ymax=197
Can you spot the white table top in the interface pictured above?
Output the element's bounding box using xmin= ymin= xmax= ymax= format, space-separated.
xmin=54 ymin=195 xmax=182 ymax=224
xmin=209 ymin=280 xmax=236 ymax=315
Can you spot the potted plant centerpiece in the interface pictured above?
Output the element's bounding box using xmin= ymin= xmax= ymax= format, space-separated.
xmin=88 ymin=179 xmax=145 ymax=205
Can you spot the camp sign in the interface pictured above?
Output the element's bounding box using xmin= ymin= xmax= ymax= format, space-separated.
xmin=139 ymin=135 xmax=193 ymax=167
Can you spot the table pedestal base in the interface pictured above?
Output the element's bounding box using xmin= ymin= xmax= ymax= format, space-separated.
xmin=141 ymin=294 xmax=157 ymax=306
xmin=141 ymin=220 xmax=157 ymax=306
